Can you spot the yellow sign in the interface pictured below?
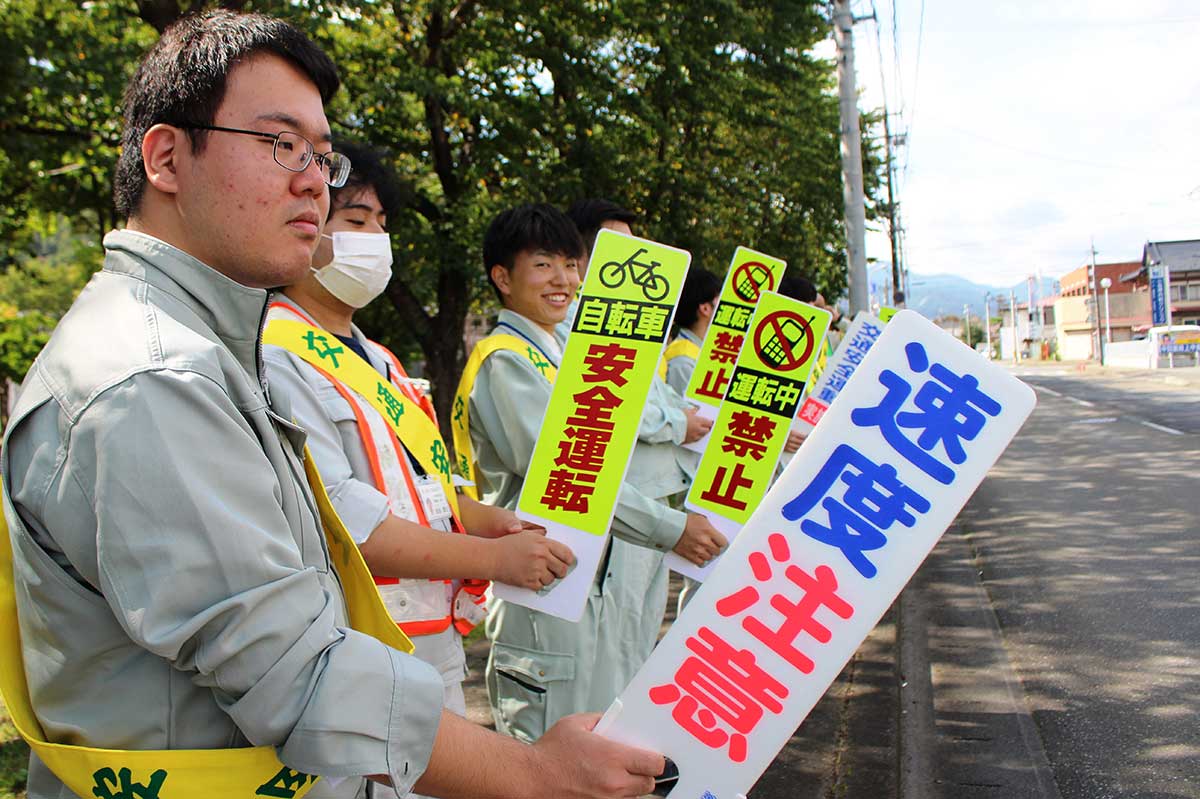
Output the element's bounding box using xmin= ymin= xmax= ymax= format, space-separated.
xmin=684 ymin=247 xmax=787 ymax=408
xmin=878 ymin=306 xmax=897 ymax=322
xmin=687 ymin=292 xmax=831 ymax=525
xmin=518 ymin=229 xmax=690 ymax=534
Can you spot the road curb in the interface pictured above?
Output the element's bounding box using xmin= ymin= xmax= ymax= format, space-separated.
xmin=900 ymin=523 xmax=1061 ymax=798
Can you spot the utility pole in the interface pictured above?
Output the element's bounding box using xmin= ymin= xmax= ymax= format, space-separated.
xmin=984 ymin=292 xmax=992 ymax=358
xmin=833 ymin=0 xmax=869 ymax=315
xmin=882 ymin=109 xmax=902 ymax=306
xmin=1089 ymin=238 xmax=1102 ymax=362
xmin=963 ymin=304 xmax=972 ymax=349
xmin=1010 ymin=290 xmax=1019 ymax=364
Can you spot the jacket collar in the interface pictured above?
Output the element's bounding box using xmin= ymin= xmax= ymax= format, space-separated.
xmin=102 ymin=230 xmax=270 ymax=380
xmin=495 ymin=309 xmax=563 ymax=362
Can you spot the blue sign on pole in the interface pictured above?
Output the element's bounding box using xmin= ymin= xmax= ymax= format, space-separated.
xmin=1149 ymin=265 xmax=1167 ymax=326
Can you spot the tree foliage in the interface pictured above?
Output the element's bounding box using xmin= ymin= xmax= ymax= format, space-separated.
xmin=0 ymin=0 xmax=885 ymax=431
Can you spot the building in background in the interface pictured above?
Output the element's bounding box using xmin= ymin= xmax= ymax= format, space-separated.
xmin=1053 ymin=260 xmax=1147 ymax=360
xmin=1122 ymin=240 xmax=1200 ymax=327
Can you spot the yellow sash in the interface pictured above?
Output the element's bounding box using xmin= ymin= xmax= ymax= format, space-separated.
xmin=263 ymin=318 xmax=460 ymax=518
xmin=656 ymin=337 xmax=701 ymax=381
xmin=451 ymin=335 xmax=558 ymax=500
xmin=0 ymin=449 xmax=412 ymax=799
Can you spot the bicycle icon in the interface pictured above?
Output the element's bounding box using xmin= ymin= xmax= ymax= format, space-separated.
xmin=598 ymin=248 xmax=671 ymax=302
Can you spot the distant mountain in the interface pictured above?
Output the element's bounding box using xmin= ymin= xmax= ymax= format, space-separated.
xmin=901 ymin=273 xmax=1060 ymax=320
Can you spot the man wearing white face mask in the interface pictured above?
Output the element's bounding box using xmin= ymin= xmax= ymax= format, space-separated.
xmin=263 ymin=141 xmax=574 ymax=738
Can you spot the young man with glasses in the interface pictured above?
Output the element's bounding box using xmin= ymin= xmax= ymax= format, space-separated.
xmin=1 ymin=11 xmax=663 ymax=799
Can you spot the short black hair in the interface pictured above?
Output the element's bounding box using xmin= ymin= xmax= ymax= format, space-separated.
xmin=483 ymin=204 xmax=585 ymax=302
xmin=329 ymin=139 xmax=403 ymax=221
xmin=565 ymin=198 xmax=637 ymax=254
xmin=114 ymin=10 xmax=340 ymax=217
xmin=778 ymin=274 xmax=819 ymax=304
xmin=677 ymin=267 xmax=722 ymax=328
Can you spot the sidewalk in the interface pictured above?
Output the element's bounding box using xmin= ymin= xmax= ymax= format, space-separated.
xmin=462 ymin=521 xmax=1060 ymax=798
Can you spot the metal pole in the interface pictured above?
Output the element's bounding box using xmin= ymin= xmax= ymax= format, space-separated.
xmin=1104 ymin=286 xmax=1111 ymax=343
xmin=984 ymin=292 xmax=993 ymax=359
xmin=883 ymin=110 xmax=902 ymax=306
xmin=963 ymin=304 xmax=972 ymax=348
xmin=833 ymin=0 xmax=869 ymax=315
xmin=1010 ymin=290 xmax=1019 ymax=364
xmin=1089 ymin=239 xmax=1101 ymax=362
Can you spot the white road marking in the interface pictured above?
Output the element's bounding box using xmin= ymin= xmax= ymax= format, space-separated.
xmin=1139 ymin=420 xmax=1185 ymax=436
xmin=1067 ymin=396 xmax=1095 ymax=407
xmin=1033 ymin=385 xmax=1063 ymax=397
xmin=1072 ymin=417 xmax=1118 ymax=424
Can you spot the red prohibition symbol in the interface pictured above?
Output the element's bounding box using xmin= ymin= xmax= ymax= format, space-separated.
xmin=732 ymin=261 xmax=775 ymax=303
xmin=753 ymin=310 xmax=815 ymax=371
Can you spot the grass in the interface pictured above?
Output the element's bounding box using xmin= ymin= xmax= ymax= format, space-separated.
xmin=0 ymin=697 xmax=28 ymax=799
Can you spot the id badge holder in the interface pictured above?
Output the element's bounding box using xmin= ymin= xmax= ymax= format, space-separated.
xmin=415 ymin=476 xmax=453 ymax=531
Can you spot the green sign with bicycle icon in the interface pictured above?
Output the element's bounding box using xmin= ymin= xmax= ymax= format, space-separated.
xmin=684 ymin=246 xmax=788 ymax=410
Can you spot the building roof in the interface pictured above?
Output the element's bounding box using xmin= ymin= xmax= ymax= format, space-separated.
xmin=1128 ymin=239 xmax=1200 ymax=281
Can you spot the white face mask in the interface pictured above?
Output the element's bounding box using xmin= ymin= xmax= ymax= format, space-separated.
xmin=312 ymin=231 xmax=394 ymax=308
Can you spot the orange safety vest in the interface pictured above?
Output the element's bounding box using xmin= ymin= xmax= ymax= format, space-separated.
xmin=267 ymin=302 xmax=485 ymax=637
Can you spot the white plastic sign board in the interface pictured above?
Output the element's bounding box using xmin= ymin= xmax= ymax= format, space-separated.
xmin=595 ymin=310 xmax=1036 ymax=799
xmin=792 ymin=311 xmax=886 ymax=436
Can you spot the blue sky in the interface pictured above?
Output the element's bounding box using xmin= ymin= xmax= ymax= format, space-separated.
xmin=823 ymin=0 xmax=1200 ymax=288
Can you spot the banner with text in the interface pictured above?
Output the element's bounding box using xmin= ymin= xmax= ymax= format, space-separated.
xmin=596 ymin=310 xmax=1037 ymax=799
xmin=505 ymin=229 xmax=690 ymax=621
xmin=669 ymin=293 xmax=830 ymax=582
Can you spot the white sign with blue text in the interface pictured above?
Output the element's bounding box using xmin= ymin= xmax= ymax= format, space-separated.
xmin=594 ymin=310 xmax=1036 ymax=799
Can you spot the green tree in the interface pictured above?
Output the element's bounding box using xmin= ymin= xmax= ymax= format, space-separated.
xmin=0 ymin=0 xmax=887 ymax=437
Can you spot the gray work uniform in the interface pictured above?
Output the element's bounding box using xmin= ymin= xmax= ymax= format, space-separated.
xmin=469 ymin=310 xmax=687 ymax=742
xmin=263 ymin=295 xmax=469 ymax=719
xmin=1 ymin=231 xmax=443 ymax=799
xmin=663 ymin=328 xmax=705 ymax=612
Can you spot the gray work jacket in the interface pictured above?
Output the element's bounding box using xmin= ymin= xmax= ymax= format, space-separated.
xmin=1 ymin=231 xmax=442 ymax=798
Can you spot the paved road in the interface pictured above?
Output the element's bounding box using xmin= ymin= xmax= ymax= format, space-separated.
xmin=1009 ymin=363 xmax=1200 ymax=435
xmin=958 ymin=365 xmax=1200 ymax=798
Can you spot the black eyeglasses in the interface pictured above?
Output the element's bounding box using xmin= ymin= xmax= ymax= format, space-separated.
xmin=186 ymin=124 xmax=352 ymax=188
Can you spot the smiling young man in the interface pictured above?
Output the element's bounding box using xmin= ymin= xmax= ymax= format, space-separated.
xmin=1 ymin=12 xmax=662 ymax=799
xmin=458 ymin=204 xmax=728 ymax=744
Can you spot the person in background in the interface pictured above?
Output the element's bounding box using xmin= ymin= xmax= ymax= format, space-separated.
xmin=263 ymin=139 xmax=574 ymax=760
xmin=458 ymin=204 xmax=727 ymax=744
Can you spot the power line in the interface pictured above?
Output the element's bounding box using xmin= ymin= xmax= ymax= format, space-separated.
xmin=902 ymin=0 xmax=925 ymax=182
xmin=935 ymin=123 xmax=1142 ymax=172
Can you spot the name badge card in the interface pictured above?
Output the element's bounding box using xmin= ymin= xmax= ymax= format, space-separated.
xmin=595 ymin=310 xmax=1036 ymax=799
xmin=503 ymin=229 xmax=689 ymax=621
xmin=669 ymin=292 xmax=830 ymax=582
xmin=682 ymin=248 xmax=787 ymax=453
xmin=793 ymin=311 xmax=887 ymax=436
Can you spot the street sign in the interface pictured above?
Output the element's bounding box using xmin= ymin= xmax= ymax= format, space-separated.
xmin=595 ymin=310 xmax=1037 ymax=799
xmin=506 ymin=229 xmax=689 ymax=621
xmin=669 ymin=293 xmax=830 ymax=583
xmin=1150 ymin=264 xmax=1168 ymax=327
